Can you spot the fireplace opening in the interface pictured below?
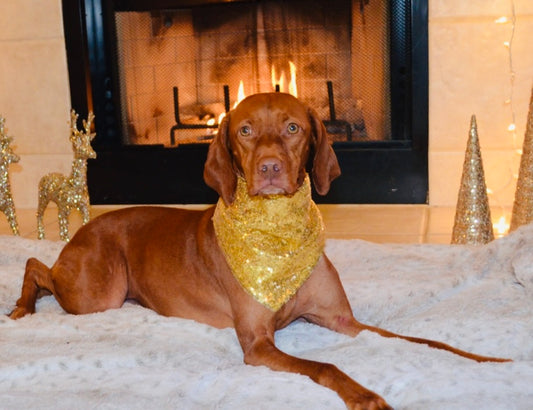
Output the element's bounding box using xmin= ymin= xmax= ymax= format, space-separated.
xmin=62 ymin=0 xmax=428 ymax=204
xmin=114 ymin=0 xmax=391 ymax=146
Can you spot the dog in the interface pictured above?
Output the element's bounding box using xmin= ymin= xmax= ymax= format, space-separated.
xmin=9 ymin=93 xmax=508 ymax=409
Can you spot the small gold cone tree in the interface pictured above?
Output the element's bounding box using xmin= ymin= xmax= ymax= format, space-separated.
xmin=451 ymin=115 xmax=494 ymax=244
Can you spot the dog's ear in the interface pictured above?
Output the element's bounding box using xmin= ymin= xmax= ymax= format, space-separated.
xmin=308 ymin=107 xmax=341 ymax=195
xmin=204 ymin=114 xmax=238 ymax=205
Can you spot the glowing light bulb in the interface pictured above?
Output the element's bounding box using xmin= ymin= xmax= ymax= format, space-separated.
xmin=493 ymin=216 xmax=509 ymax=237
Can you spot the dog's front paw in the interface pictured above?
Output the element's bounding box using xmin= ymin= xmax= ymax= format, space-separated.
xmin=344 ymin=389 xmax=392 ymax=410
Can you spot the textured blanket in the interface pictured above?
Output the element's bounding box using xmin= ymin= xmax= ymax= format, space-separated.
xmin=0 ymin=226 xmax=532 ymax=409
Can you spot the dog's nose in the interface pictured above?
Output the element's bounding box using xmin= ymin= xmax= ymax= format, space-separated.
xmin=258 ymin=158 xmax=282 ymax=177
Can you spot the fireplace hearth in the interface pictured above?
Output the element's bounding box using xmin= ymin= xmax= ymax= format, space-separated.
xmin=62 ymin=0 xmax=428 ymax=204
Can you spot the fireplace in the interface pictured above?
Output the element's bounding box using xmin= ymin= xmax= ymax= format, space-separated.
xmin=62 ymin=0 xmax=428 ymax=204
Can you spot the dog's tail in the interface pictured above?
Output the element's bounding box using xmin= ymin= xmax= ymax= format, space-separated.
xmin=8 ymin=258 xmax=54 ymax=319
xmin=361 ymin=323 xmax=512 ymax=363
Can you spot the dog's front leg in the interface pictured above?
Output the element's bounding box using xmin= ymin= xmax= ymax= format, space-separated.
xmin=234 ymin=321 xmax=392 ymax=410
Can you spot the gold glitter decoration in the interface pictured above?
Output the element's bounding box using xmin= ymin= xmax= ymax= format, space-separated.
xmin=0 ymin=116 xmax=20 ymax=235
xmin=213 ymin=175 xmax=325 ymax=311
xmin=37 ymin=110 xmax=96 ymax=242
xmin=510 ymin=87 xmax=533 ymax=232
xmin=451 ymin=115 xmax=494 ymax=244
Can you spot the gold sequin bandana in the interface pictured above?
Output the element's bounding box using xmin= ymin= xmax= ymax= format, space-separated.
xmin=213 ymin=175 xmax=325 ymax=311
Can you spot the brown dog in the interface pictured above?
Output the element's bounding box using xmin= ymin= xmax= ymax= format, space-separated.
xmin=9 ymin=93 xmax=507 ymax=409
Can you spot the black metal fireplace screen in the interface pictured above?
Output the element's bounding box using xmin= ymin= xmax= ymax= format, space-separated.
xmin=62 ymin=0 xmax=428 ymax=204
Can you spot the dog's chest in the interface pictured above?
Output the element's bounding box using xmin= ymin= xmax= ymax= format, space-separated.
xmin=212 ymin=176 xmax=324 ymax=311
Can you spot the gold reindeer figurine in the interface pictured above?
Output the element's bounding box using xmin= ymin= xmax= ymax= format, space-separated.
xmin=37 ymin=110 xmax=96 ymax=241
xmin=0 ymin=117 xmax=20 ymax=235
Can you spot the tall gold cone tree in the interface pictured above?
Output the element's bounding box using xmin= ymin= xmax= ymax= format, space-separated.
xmin=451 ymin=115 xmax=494 ymax=244
xmin=510 ymin=87 xmax=533 ymax=232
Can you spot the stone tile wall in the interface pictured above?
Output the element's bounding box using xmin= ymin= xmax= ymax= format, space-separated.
xmin=0 ymin=0 xmax=71 ymax=209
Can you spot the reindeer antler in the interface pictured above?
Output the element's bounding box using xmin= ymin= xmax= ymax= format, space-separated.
xmin=69 ymin=110 xmax=80 ymax=143
xmin=0 ymin=117 xmax=15 ymax=145
xmin=83 ymin=112 xmax=96 ymax=142
xmin=69 ymin=110 xmax=96 ymax=144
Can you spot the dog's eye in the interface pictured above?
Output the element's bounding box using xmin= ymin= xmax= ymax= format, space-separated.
xmin=239 ymin=125 xmax=251 ymax=137
xmin=287 ymin=123 xmax=299 ymax=134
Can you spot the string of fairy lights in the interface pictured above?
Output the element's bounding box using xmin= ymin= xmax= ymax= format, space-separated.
xmin=495 ymin=6 xmax=517 ymax=139
xmin=490 ymin=0 xmax=518 ymax=235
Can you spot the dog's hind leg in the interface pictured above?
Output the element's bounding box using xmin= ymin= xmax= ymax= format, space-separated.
xmin=350 ymin=321 xmax=512 ymax=363
xmin=302 ymin=255 xmax=511 ymax=363
xmin=9 ymin=258 xmax=54 ymax=319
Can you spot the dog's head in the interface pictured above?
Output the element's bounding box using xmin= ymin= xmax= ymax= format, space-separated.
xmin=204 ymin=93 xmax=341 ymax=205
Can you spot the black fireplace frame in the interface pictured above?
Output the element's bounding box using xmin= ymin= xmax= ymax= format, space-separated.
xmin=62 ymin=0 xmax=428 ymax=204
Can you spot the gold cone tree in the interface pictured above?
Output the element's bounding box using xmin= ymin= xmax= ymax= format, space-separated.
xmin=510 ymin=87 xmax=533 ymax=232
xmin=451 ymin=115 xmax=494 ymax=244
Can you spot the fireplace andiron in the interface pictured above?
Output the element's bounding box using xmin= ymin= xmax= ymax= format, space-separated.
xmin=170 ymin=86 xmax=230 ymax=145
xmin=169 ymin=81 xmax=355 ymax=146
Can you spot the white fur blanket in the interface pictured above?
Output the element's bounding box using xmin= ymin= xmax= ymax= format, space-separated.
xmin=0 ymin=226 xmax=532 ymax=410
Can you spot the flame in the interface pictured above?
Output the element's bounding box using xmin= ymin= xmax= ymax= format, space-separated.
xmin=271 ymin=66 xmax=286 ymax=92
xmin=215 ymin=80 xmax=247 ymax=129
xmin=235 ymin=80 xmax=246 ymax=107
xmin=288 ymin=61 xmax=297 ymax=97
xmin=280 ymin=72 xmax=286 ymax=93
xmin=217 ymin=112 xmax=226 ymax=125
xmin=271 ymin=66 xmax=277 ymax=91
xmin=271 ymin=61 xmax=297 ymax=97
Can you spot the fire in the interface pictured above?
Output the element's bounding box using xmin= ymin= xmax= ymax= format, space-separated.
xmin=288 ymin=61 xmax=297 ymax=97
xmin=271 ymin=66 xmax=278 ymax=92
xmin=271 ymin=66 xmax=286 ymax=93
xmin=214 ymin=66 xmax=297 ymax=130
xmin=217 ymin=112 xmax=226 ymax=126
xmin=271 ymin=61 xmax=298 ymax=97
xmin=235 ymin=80 xmax=246 ymax=107
xmin=215 ymin=80 xmax=247 ymax=128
